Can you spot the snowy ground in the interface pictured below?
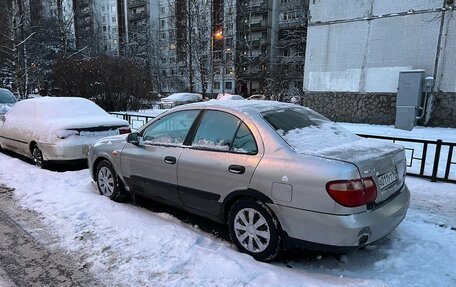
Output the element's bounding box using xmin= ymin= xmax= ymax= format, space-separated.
xmin=0 ymin=151 xmax=455 ymax=286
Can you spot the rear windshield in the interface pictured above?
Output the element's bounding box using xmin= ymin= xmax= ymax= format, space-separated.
xmin=0 ymin=90 xmax=16 ymax=104
xmin=262 ymin=107 xmax=360 ymax=154
xmin=262 ymin=107 xmax=329 ymax=133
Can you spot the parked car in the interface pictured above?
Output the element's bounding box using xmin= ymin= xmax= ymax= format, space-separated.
xmin=246 ymin=94 xmax=266 ymax=100
xmin=88 ymin=100 xmax=410 ymax=261
xmin=0 ymin=88 xmax=17 ymax=115
xmin=159 ymin=93 xmax=202 ymax=109
xmin=218 ymin=94 xmax=245 ymax=101
xmin=0 ymin=97 xmax=130 ymax=168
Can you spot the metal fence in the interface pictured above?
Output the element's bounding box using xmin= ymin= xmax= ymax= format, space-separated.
xmin=358 ymin=134 xmax=456 ymax=184
xmin=110 ymin=112 xmax=455 ymax=184
xmin=109 ymin=112 xmax=156 ymax=130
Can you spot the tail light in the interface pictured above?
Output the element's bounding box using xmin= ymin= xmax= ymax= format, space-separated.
xmin=325 ymin=177 xmax=377 ymax=207
xmin=119 ymin=127 xmax=131 ymax=135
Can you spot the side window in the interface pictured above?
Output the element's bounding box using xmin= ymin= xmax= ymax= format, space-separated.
xmin=192 ymin=111 xmax=240 ymax=151
xmin=142 ymin=110 xmax=199 ymax=145
xmin=232 ymin=123 xmax=257 ymax=154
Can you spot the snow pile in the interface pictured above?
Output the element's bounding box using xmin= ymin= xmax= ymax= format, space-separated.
xmin=0 ymin=152 xmax=455 ymax=286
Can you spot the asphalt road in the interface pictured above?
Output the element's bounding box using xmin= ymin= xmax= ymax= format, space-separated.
xmin=0 ymin=185 xmax=102 ymax=287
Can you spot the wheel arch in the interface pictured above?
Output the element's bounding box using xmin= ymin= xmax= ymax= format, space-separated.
xmin=221 ymin=188 xmax=274 ymax=223
xmin=29 ymin=141 xmax=38 ymax=154
xmin=92 ymin=156 xmax=128 ymax=189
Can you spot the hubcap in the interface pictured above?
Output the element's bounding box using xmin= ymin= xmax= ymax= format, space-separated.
xmin=234 ymin=208 xmax=271 ymax=253
xmin=98 ymin=167 xmax=115 ymax=197
xmin=33 ymin=148 xmax=43 ymax=168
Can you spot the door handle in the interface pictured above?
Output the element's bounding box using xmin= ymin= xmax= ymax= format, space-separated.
xmin=229 ymin=165 xmax=245 ymax=174
xmin=164 ymin=156 xmax=176 ymax=164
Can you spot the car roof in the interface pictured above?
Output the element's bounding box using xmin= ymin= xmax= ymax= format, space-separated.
xmin=180 ymin=100 xmax=299 ymax=115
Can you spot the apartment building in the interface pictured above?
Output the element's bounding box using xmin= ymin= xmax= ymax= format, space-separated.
xmin=29 ymin=0 xmax=76 ymax=50
xmin=73 ymin=0 xmax=123 ymax=55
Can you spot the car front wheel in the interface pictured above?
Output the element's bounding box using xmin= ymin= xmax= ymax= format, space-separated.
xmin=32 ymin=146 xmax=47 ymax=169
xmin=228 ymin=199 xmax=281 ymax=261
xmin=96 ymin=160 xmax=129 ymax=202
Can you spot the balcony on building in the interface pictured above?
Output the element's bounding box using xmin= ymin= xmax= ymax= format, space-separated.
xmin=79 ymin=0 xmax=90 ymax=7
xmin=129 ymin=11 xmax=147 ymax=21
xmin=128 ymin=0 xmax=147 ymax=8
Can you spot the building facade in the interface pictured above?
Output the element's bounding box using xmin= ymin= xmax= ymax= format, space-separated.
xmin=73 ymin=0 xmax=123 ymax=55
xmin=303 ymin=0 xmax=456 ymax=127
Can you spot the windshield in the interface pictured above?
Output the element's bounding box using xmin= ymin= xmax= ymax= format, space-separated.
xmin=0 ymin=89 xmax=16 ymax=104
xmin=262 ymin=107 xmax=360 ymax=154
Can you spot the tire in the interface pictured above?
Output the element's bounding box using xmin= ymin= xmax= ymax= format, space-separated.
xmin=32 ymin=146 xmax=48 ymax=169
xmin=95 ymin=160 xmax=130 ymax=202
xmin=228 ymin=199 xmax=281 ymax=262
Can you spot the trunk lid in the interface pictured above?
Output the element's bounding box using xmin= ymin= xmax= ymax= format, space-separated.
xmin=314 ymin=138 xmax=407 ymax=205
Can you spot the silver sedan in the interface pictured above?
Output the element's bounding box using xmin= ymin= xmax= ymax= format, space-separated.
xmin=88 ymin=100 xmax=410 ymax=261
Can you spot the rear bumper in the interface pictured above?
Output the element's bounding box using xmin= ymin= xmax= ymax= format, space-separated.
xmin=39 ymin=142 xmax=90 ymax=161
xmin=269 ymin=184 xmax=410 ymax=250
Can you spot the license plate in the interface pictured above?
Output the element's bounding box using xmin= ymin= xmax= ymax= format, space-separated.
xmin=378 ymin=168 xmax=399 ymax=189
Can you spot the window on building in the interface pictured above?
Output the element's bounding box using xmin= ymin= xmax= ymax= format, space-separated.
xmin=103 ymin=26 xmax=107 ymax=32
xmin=225 ymin=81 xmax=232 ymax=90
xmin=160 ymin=6 xmax=165 ymax=13
xmin=160 ymin=19 xmax=165 ymax=27
xmin=214 ymin=82 xmax=221 ymax=90
xmin=112 ymin=16 xmax=116 ymax=23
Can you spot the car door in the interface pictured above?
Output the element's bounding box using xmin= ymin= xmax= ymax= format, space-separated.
xmin=177 ymin=110 xmax=263 ymax=216
xmin=120 ymin=109 xmax=200 ymax=205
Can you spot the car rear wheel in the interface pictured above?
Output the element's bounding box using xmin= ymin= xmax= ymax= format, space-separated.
xmin=32 ymin=146 xmax=47 ymax=169
xmin=96 ymin=160 xmax=129 ymax=202
xmin=228 ymin=199 xmax=281 ymax=261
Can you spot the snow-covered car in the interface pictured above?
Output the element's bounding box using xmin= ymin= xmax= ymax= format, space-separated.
xmin=218 ymin=94 xmax=245 ymax=101
xmin=159 ymin=93 xmax=202 ymax=108
xmin=0 ymin=97 xmax=130 ymax=168
xmin=0 ymin=88 xmax=17 ymax=115
xmin=88 ymin=100 xmax=410 ymax=261
xmin=247 ymin=94 xmax=266 ymax=100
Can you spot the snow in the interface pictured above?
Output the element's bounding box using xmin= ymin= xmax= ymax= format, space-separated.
xmin=163 ymin=93 xmax=202 ymax=102
xmin=218 ymin=95 xmax=245 ymax=101
xmin=0 ymin=103 xmax=14 ymax=115
xmin=0 ymin=151 xmax=455 ymax=286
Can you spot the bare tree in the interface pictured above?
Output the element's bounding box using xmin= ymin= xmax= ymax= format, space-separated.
xmin=0 ymin=0 xmax=36 ymax=97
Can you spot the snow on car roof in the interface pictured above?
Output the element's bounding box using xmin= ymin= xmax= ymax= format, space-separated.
xmin=186 ymin=99 xmax=305 ymax=114
xmin=24 ymin=96 xmax=109 ymax=118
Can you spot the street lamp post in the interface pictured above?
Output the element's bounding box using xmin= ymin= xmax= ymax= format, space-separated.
xmin=210 ymin=30 xmax=223 ymax=99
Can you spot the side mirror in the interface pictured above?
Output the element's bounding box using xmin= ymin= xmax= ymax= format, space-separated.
xmin=127 ymin=132 xmax=140 ymax=145
xmin=0 ymin=115 xmax=5 ymax=122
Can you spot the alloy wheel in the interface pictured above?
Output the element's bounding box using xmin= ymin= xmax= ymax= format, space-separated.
xmin=98 ymin=166 xmax=115 ymax=197
xmin=233 ymin=207 xmax=271 ymax=253
xmin=32 ymin=147 xmax=44 ymax=168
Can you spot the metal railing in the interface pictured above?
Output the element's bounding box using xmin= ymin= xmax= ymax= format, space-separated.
xmin=108 ymin=111 xmax=456 ymax=184
xmin=109 ymin=112 xmax=156 ymax=131
xmin=358 ymin=134 xmax=455 ymax=184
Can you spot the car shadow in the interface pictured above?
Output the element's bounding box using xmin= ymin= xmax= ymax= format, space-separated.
xmin=132 ymin=194 xmax=355 ymax=265
xmin=133 ymin=195 xmax=231 ymax=242
xmin=0 ymin=149 xmax=87 ymax=172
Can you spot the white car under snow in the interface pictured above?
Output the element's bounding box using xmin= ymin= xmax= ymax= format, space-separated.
xmin=0 ymin=97 xmax=130 ymax=168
